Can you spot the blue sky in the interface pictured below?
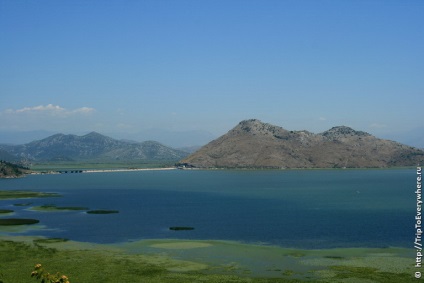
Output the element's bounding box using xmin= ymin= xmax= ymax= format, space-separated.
xmin=0 ymin=0 xmax=423 ymax=146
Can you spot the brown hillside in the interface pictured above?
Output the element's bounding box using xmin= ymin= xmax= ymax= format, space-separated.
xmin=179 ymin=119 xmax=424 ymax=169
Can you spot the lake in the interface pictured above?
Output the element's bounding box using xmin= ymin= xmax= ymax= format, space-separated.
xmin=0 ymin=169 xmax=416 ymax=249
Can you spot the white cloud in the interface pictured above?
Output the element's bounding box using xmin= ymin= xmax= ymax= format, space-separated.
xmin=0 ymin=104 xmax=97 ymax=132
xmin=15 ymin=104 xmax=65 ymax=113
xmin=319 ymin=117 xmax=327 ymax=121
xmin=4 ymin=104 xmax=95 ymax=116
xmin=72 ymin=107 xmax=95 ymax=114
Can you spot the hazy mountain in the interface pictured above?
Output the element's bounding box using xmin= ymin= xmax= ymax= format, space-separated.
xmin=179 ymin=119 xmax=424 ymax=169
xmin=0 ymin=149 xmax=19 ymax=162
xmin=177 ymin=145 xmax=202 ymax=153
xmin=0 ymin=132 xmax=189 ymax=163
xmin=0 ymin=129 xmax=216 ymax=148
xmin=119 ymin=129 xmax=216 ymax=148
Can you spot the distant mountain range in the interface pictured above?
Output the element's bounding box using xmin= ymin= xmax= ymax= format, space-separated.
xmin=2 ymin=120 xmax=423 ymax=169
xmin=180 ymin=119 xmax=424 ymax=169
xmin=0 ymin=129 xmax=216 ymax=148
xmin=0 ymin=132 xmax=189 ymax=163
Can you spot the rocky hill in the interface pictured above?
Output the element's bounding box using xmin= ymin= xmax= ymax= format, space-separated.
xmin=0 ymin=160 xmax=30 ymax=178
xmin=179 ymin=119 xmax=424 ymax=169
xmin=0 ymin=132 xmax=189 ymax=163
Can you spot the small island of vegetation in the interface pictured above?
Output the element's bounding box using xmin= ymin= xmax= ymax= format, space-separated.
xmin=0 ymin=218 xmax=40 ymax=225
xmin=169 ymin=226 xmax=194 ymax=231
xmin=0 ymin=191 xmax=60 ymax=200
xmin=86 ymin=210 xmax=119 ymax=214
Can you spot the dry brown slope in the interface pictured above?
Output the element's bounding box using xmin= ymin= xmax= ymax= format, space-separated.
xmin=179 ymin=119 xmax=424 ymax=168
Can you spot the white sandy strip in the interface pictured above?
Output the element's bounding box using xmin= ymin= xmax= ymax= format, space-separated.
xmin=82 ymin=167 xmax=176 ymax=173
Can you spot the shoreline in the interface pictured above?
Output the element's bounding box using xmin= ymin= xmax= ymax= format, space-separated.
xmin=27 ymin=166 xmax=177 ymax=176
xmin=5 ymin=165 xmax=414 ymax=178
xmin=82 ymin=167 xmax=177 ymax=173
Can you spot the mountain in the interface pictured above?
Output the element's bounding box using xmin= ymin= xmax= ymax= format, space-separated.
xmin=179 ymin=119 xmax=424 ymax=169
xmin=0 ymin=132 xmax=189 ymax=163
xmin=116 ymin=129 xmax=216 ymax=148
xmin=0 ymin=149 xmax=19 ymax=162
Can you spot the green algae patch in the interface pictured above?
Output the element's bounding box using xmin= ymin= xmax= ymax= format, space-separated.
xmin=0 ymin=224 xmax=45 ymax=233
xmin=299 ymin=247 xmax=416 ymax=282
xmin=286 ymin=251 xmax=306 ymax=258
xmin=33 ymin=238 xmax=69 ymax=244
xmin=118 ymin=240 xmax=416 ymax=281
xmin=13 ymin=203 xmax=33 ymax=207
xmin=0 ymin=190 xmax=60 ymax=200
xmin=119 ymin=239 xmax=317 ymax=278
xmin=301 ymin=248 xmax=414 ymax=274
xmin=30 ymin=204 xmax=89 ymax=212
xmin=0 ymin=218 xmax=39 ymax=225
xmin=0 ymin=209 xmax=14 ymax=214
xmin=150 ymin=241 xmax=212 ymax=250
xmin=0 ymin=237 xmax=260 ymax=283
xmin=86 ymin=210 xmax=119 ymax=214
xmin=328 ymin=266 xmax=413 ymax=283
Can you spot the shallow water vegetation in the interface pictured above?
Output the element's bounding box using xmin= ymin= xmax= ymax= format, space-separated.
xmin=169 ymin=226 xmax=194 ymax=231
xmin=30 ymin=205 xmax=89 ymax=212
xmin=86 ymin=210 xmax=119 ymax=214
xmin=286 ymin=252 xmax=306 ymax=258
xmin=0 ymin=218 xmax=39 ymax=225
xmin=328 ymin=266 xmax=413 ymax=282
xmin=13 ymin=203 xmax=33 ymax=207
xmin=0 ymin=239 xmax=304 ymax=283
xmin=0 ymin=238 xmax=417 ymax=283
xmin=0 ymin=191 xmax=60 ymax=200
xmin=33 ymin=238 xmax=69 ymax=244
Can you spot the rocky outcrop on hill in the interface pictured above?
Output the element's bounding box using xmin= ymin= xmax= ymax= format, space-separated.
xmin=179 ymin=119 xmax=424 ymax=169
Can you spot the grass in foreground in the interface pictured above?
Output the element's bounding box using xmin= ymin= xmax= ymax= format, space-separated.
xmin=0 ymin=237 xmax=418 ymax=283
xmin=0 ymin=239 xmax=302 ymax=283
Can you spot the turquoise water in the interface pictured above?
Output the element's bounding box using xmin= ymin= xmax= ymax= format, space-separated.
xmin=0 ymin=169 xmax=416 ymax=248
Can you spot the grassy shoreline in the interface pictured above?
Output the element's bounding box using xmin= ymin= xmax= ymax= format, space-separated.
xmin=0 ymin=236 xmax=416 ymax=282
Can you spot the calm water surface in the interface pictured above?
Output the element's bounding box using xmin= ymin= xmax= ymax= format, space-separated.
xmin=0 ymin=169 xmax=416 ymax=249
